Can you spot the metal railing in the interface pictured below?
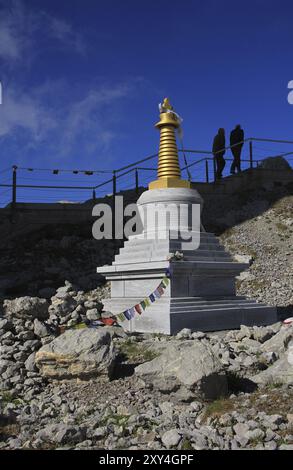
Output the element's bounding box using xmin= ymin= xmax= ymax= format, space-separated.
xmin=0 ymin=137 xmax=292 ymax=208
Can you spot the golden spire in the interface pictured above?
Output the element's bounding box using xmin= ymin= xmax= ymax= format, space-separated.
xmin=149 ymin=98 xmax=190 ymax=190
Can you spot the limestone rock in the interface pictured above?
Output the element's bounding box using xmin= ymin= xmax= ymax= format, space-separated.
xmin=251 ymin=351 xmax=293 ymax=386
xmin=86 ymin=308 xmax=101 ymax=321
xmin=234 ymin=254 xmax=253 ymax=265
xmin=161 ymin=429 xmax=181 ymax=448
xmin=24 ymin=352 xmax=37 ymax=372
xmin=135 ymin=340 xmax=228 ymax=400
xmin=261 ymin=325 xmax=293 ymax=354
xmin=36 ymin=423 xmax=85 ymax=445
xmin=33 ymin=319 xmax=51 ymax=338
xmin=176 ymin=328 xmax=192 ymax=339
xmin=35 ymin=329 xmax=116 ymax=380
xmin=3 ymin=297 xmax=49 ymax=320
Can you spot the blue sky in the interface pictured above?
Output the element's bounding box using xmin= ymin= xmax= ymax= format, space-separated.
xmin=0 ymin=0 xmax=293 ymax=201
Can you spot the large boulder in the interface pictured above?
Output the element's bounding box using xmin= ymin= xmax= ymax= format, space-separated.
xmin=251 ymin=350 xmax=293 ymax=386
xmin=261 ymin=324 xmax=293 ymax=354
xmin=259 ymin=156 xmax=292 ymax=170
xmin=135 ymin=340 xmax=228 ymax=400
xmin=35 ymin=329 xmax=116 ymax=380
xmin=252 ymin=336 xmax=293 ymax=386
xmin=3 ymin=297 xmax=49 ymax=320
xmin=36 ymin=423 xmax=85 ymax=445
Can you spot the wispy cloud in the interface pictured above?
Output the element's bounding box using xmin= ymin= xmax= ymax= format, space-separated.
xmin=0 ymin=79 xmax=138 ymax=159
xmin=0 ymin=1 xmax=143 ymax=163
xmin=58 ymin=83 xmax=132 ymax=156
xmin=0 ymin=0 xmax=85 ymax=65
xmin=0 ymin=85 xmax=56 ymax=140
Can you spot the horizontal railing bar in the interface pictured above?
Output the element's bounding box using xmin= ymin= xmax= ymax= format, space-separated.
xmin=251 ymin=137 xmax=293 ymax=145
xmin=115 ymin=153 xmax=158 ymax=173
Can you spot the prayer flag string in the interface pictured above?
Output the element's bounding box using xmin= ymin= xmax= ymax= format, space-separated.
xmin=112 ymin=275 xmax=170 ymax=324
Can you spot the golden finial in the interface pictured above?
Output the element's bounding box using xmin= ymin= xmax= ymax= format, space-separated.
xmin=149 ymin=98 xmax=191 ymax=190
xmin=161 ymin=97 xmax=173 ymax=111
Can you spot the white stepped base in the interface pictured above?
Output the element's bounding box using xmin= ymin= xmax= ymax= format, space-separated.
xmin=102 ymin=296 xmax=277 ymax=334
xmin=97 ymin=188 xmax=277 ymax=334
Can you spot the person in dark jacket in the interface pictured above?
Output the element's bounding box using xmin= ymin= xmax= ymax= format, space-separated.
xmin=213 ymin=128 xmax=226 ymax=180
xmin=230 ymin=124 xmax=244 ymax=174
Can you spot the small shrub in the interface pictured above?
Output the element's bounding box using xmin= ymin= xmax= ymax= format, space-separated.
xmin=119 ymin=340 xmax=159 ymax=363
xmin=203 ymin=398 xmax=235 ymax=420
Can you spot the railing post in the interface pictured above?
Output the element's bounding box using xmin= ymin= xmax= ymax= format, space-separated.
xmin=213 ymin=158 xmax=216 ymax=182
xmin=112 ymin=170 xmax=116 ymax=239
xmin=135 ymin=168 xmax=139 ymax=194
xmin=12 ymin=165 xmax=17 ymax=206
xmin=112 ymin=170 xmax=117 ymax=196
xmin=205 ymin=160 xmax=209 ymax=183
xmin=249 ymin=141 xmax=253 ymax=169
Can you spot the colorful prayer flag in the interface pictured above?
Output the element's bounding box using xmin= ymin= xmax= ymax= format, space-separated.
xmin=117 ymin=313 xmax=126 ymax=322
xmin=135 ymin=304 xmax=142 ymax=314
xmin=149 ymin=293 xmax=156 ymax=303
xmin=161 ymin=277 xmax=169 ymax=288
xmin=130 ymin=307 xmax=136 ymax=317
xmin=154 ymin=289 xmax=161 ymax=299
xmin=141 ymin=300 xmax=146 ymax=310
xmin=144 ymin=298 xmax=151 ymax=307
xmin=124 ymin=310 xmax=132 ymax=320
xmin=101 ymin=318 xmax=116 ymax=326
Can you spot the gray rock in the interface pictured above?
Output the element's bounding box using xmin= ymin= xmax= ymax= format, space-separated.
xmin=161 ymin=429 xmax=181 ymax=448
xmin=233 ymin=422 xmax=249 ymax=438
xmin=176 ymin=328 xmax=192 ymax=339
xmin=251 ymin=353 xmax=293 ymax=385
xmin=190 ymin=401 xmax=203 ymax=412
xmin=246 ymin=428 xmax=265 ymax=441
xmin=261 ymin=325 xmax=293 ymax=354
xmin=55 ymin=284 xmax=74 ymax=299
xmin=36 ymin=423 xmax=84 ymax=444
xmin=25 ymin=352 xmax=36 ymax=372
xmin=92 ymin=427 xmax=108 ymax=439
xmin=252 ymin=326 xmax=274 ymax=343
xmin=191 ymin=331 xmax=206 ymax=340
xmin=264 ymin=441 xmax=278 ymax=450
xmin=263 ymin=414 xmax=284 ymax=427
xmin=234 ymin=254 xmax=253 ymax=264
xmin=3 ymin=297 xmax=49 ymax=320
xmin=135 ymin=340 xmax=228 ymax=400
xmin=86 ymin=309 xmax=100 ymax=321
xmin=191 ymin=431 xmax=208 ymax=449
xmin=0 ymin=319 xmax=13 ymax=331
xmin=159 ymin=402 xmax=174 ymax=414
xmin=260 ymin=351 xmax=279 ymax=365
xmin=17 ymin=330 xmax=35 ymax=341
xmin=101 ymin=310 xmax=114 ymax=319
xmin=35 ymin=329 xmax=117 ymax=380
xmin=33 ymin=319 xmax=50 ymax=338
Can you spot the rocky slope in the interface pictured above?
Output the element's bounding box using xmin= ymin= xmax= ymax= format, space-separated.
xmin=0 ymin=307 xmax=293 ymax=450
xmin=220 ymin=194 xmax=293 ymax=309
xmin=0 ymin=179 xmax=292 ymax=451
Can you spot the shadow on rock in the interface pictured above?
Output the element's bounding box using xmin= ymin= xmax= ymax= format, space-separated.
xmin=227 ymin=372 xmax=258 ymax=394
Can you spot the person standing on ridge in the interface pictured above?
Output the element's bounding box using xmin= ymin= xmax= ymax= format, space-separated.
xmin=212 ymin=128 xmax=226 ymax=180
xmin=230 ymin=124 xmax=244 ymax=174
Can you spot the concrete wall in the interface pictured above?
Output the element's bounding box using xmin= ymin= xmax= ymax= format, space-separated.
xmin=0 ymin=167 xmax=292 ymax=241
